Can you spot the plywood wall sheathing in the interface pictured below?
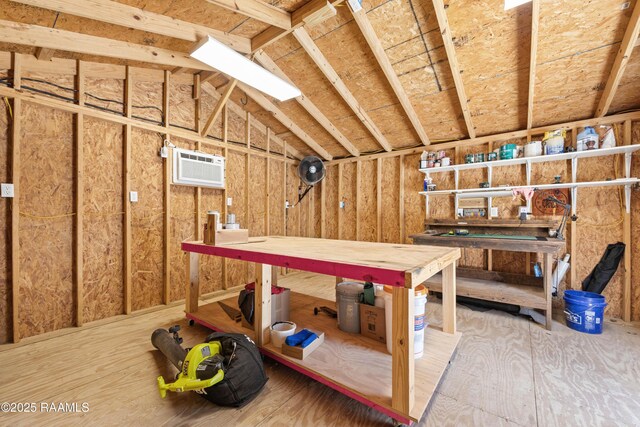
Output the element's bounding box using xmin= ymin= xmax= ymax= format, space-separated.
xmin=82 ymin=117 xmax=124 ymax=322
xmin=0 ymin=86 xmax=10 ymax=343
xmin=340 ymin=162 xmax=357 ymax=240
xmin=19 ymin=104 xmax=74 ymax=338
xmin=358 ymin=160 xmax=377 ymax=242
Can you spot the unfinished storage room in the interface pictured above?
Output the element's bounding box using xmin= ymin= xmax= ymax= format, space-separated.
xmin=0 ymin=0 xmax=639 ymax=425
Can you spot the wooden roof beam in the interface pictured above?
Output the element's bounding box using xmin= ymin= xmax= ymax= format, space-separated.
xmin=206 ymin=0 xmax=291 ymax=30
xmin=348 ymin=4 xmax=430 ymax=146
xmin=432 ymin=0 xmax=476 ymax=138
xmin=293 ymin=27 xmax=392 ymax=152
xmin=254 ymin=50 xmax=360 ymax=156
xmin=238 ymin=82 xmax=333 ymax=160
xmin=527 ymin=0 xmax=540 ymax=129
xmin=251 ymin=0 xmax=337 ymax=52
xmin=201 ymin=79 xmax=238 ymax=136
xmin=596 ymin=0 xmax=640 ymax=117
xmin=10 ymin=0 xmax=252 ymax=53
xmin=34 ymin=47 xmax=55 ymax=61
xmin=0 ymin=20 xmax=302 ymax=160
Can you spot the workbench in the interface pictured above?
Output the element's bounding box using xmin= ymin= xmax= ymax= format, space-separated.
xmin=411 ymin=225 xmax=565 ymax=330
xmin=182 ymin=236 xmax=461 ymax=425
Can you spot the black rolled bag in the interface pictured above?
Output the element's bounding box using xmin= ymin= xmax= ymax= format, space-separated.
xmin=200 ymin=332 xmax=268 ymax=407
xmin=582 ymin=242 xmax=625 ymax=294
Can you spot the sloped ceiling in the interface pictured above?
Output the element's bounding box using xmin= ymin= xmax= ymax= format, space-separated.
xmin=0 ymin=0 xmax=637 ymax=160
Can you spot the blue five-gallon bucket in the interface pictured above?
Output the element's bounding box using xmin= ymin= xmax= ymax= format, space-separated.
xmin=563 ymin=290 xmax=607 ymax=334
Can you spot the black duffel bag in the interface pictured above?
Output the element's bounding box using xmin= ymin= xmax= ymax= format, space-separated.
xmin=200 ymin=332 xmax=268 ymax=407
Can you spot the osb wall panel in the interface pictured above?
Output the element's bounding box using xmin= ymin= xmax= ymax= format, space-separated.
xmin=299 ymin=182 xmax=310 ymax=237
xmin=402 ymin=154 xmax=425 ymax=243
xmin=313 ymin=184 xmax=322 ymax=238
xmin=227 ymin=151 xmax=247 ymax=288
xmin=269 ymin=159 xmax=285 ymax=237
xmin=19 ymin=104 xmax=74 ymax=338
xmin=381 ymin=157 xmax=400 ymax=243
xmin=21 ymin=73 xmax=74 ymax=101
xmin=575 ymin=155 xmax=625 ymax=318
xmin=169 ymin=81 xmax=195 ymax=131
xmin=249 ymin=156 xmax=267 ymax=237
xmin=340 ymin=162 xmax=357 ymax=240
xmin=286 ymin=163 xmax=301 ymax=237
xmin=199 ymin=145 xmax=224 ymax=295
xmin=85 ymin=78 xmax=124 ymax=116
xmin=130 ymin=128 xmax=163 ymax=311
xmin=631 ymin=123 xmax=640 ymax=321
xmin=533 ymin=0 xmax=629 ymax=127
xmin=82 ymin=117 xmax=123 ymax=322
xmin=227 ymin=106 xmax=246 ymax=146
xmin=609 ymin=52 xmax=640 ymax=114
xmin=131 ymin=81 xmax=163 ymax=124
xmin=266 ymin=35 xmax=381 ymax=154
xmin=170 ymin=137 xmax=196 ymax=302
xmin=250 ymin=125 xmax=267 ymax=151
xmin=427 ymin=148 xmax=455 ymax=220
xmin=199 ymin=90 xmax=223 ymax=140
xmin=324 ymin=165 xmax=339 ymax=240
xmin=365 ymin=0 xmax=465 ymax=140
xmin=0 ymin=98 xmax=9 ymax=343
xmin=358 ymin=161 xmax=377 ymax=242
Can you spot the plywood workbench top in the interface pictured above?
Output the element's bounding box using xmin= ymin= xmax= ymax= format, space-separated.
xmin=182 ymin=236 xmax=460 ymax=288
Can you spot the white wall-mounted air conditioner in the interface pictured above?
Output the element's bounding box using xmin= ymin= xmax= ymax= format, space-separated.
xmin=172 ymin=148 xmax=225 ymax=189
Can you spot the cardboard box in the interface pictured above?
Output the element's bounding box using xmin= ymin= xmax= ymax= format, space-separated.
xmin=281 ymin=331 xmax=324 ymax=360
xmin=359 ymin=304 xmax=386 ymax=344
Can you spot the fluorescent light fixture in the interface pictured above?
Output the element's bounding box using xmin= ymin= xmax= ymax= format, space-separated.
xmin=191 ymin=36 xmax=301 ymax=102
xmin=504 ymin=0 xmax=531 ymax=10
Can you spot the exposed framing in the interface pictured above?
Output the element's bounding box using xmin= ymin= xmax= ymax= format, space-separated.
xmin=595 ymin=0 xmax=640 ymax=117
xmin=293 ymin=27 xmax=393 ymax=152
xmin=527 ymin=0 xmax=540 ymax=130
xmin=349 ymin=6 xmax=430 ymax=146
xmin=432 ymin=0 xmax=476 ymax=139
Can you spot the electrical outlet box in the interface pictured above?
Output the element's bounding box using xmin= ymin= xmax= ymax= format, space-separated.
xmin=227 ymin=197 xmax=233 ymax=207
xmin=491 ymin=207 xmax=498 ymax=217
xmin=457 ymin=208 xmax=464 ymax=217
xmin=339 ymin=201 xmax=346 ymax=209
xmin=1 ymin=183 xmax=14 ymax=198
xmin=285 ymin=200 xmax=290 ymax=209
xmin=130 ymin=191 xmax=138 ymax=203
xmin=160 ymin=146 xmax=169 ymax=158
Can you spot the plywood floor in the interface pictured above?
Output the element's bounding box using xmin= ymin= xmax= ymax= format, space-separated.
xmin=1 ymin=271 xmax=639 ymax=426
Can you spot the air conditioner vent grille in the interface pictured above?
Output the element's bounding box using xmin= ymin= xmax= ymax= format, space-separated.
xmin=173 ymin=148 xmax=225 ymax=189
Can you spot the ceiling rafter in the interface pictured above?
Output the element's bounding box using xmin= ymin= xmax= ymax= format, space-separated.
xmin=10 ymin=0 xmax=252 ymax=54
xmin=238 ymin=82 xmax=334 ymax=160
xmin=293 ymin=27 xmax=393 ymax=152
xmin=432 ymin=0 xmax=476 ymax=139
xmin=250 ymin=0 xmax=338 ymax=53
xmin=348 ymin=4 xmax=430 ymax=146
xmin=595 ymin=0 xmax=640 ymax=117
xmin=527 ymin=0 xmax=540 ymax=130
xmin=0 ymin=19 xmax=303 ymax=159
xmin=206 ymin=0 xmax=292 ymax=30
xmin=202 ymin=79 xmax=238 ymax=136
xmin=254 ymin=50 xmax=360 ymax=157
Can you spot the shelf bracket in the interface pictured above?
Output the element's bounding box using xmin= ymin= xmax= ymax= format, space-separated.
xmin=571 ymin=187 xmax=577 ymax=216
xmin=625 ymin=185 xmax=631 ymax=214
xmin=525 ymin=160 xmax=531 ymax=185
xmin=571 ymin=158 xmax=578 ymax=183
xmin=487 ymin=165 xmax=493 ymax=186
xmin=454 ymin=169 xmax=459 ymax=190
xmin=625 ymin=152 xmax=631 ymax=178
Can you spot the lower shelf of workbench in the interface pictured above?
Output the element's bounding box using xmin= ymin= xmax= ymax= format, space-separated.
xmin=425 ymin=273 xmax=547 ymax=310
xmin=187 ymin=291 xmax=461 ymax=423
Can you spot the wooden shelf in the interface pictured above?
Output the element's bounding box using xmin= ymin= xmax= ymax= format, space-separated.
xmin=419 ymin=178 xmax=640 ymax=196
xmin=419 ymin=144 xmax=640 ymax=174
xmin=425 ymin=273 xmax=546 ymax=310
xmin=188 ymin=292 xmax=462 ymax=423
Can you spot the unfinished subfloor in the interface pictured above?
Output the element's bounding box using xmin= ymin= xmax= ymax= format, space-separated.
xmin=1 ymin=271 xmax=639 ymax=426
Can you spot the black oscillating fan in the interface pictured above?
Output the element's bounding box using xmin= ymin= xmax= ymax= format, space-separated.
xmin=295 ymin=156 xmax=325 ymax=205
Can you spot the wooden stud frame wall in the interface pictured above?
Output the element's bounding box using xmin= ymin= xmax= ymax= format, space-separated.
xmin=1 ymin=53 xmax=300 ymax=344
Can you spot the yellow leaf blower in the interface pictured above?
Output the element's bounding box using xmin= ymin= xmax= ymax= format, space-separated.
xmin=151 ymin=326 xmax=225 ymax=398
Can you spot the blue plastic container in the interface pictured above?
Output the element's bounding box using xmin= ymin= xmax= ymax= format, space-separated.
xmin=563 ymin=290 xmax=607 ymax=334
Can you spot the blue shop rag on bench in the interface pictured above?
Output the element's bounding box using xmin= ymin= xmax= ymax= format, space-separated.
xmin=285 ymin=329 xmax=318 ymax=348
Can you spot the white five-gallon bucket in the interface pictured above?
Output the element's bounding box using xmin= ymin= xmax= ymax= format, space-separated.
xmin=384 ymin=285 xmax=428 ymax=359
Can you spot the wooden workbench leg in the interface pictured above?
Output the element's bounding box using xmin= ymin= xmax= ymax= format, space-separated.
xmin=186 ymin=252 xmax=200 ymax=314
xmin=391 ymin=286 xmax=415 ymax=415
xmin=272 ymin=266 xmax=278 ymax=287
xmin=442 ymin=262 xmax=457 ymax=334
xmin=543 ymin=253 xmax=553 ymax=330
xmin=255 ymin=263 xmax=272 ymax=346
xmin=335 ymin=276 xmax=343 ymax=285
